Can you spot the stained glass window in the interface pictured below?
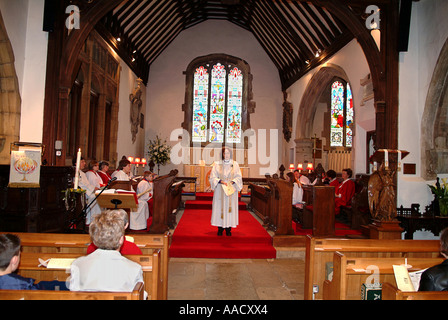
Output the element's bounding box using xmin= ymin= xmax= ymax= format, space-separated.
xmin=192 ymin=63 xmax=243 ymax=144
xmin=330 ymin=80 xmax=354 ymax=147
xmin=192 ymin=66 xmax=209 ymax=143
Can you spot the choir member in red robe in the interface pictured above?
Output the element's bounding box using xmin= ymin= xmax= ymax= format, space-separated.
xmin=335 ymin=168 xmax=355 ymax=215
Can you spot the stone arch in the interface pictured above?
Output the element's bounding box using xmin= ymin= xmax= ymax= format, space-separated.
xmin=296 ymin=64 xmax=350 ymax=140
xmin=421 ymin=36 xmax=448 ymax=180
xmin=0 ymin=12 xmax=21 ymax=164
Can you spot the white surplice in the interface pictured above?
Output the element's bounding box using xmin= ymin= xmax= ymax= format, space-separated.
xmin=132 ymin=179 xmax=151 ymax=230
xmin=78 ymin=170 xmax=102 ymax=224
xmin=209 ymin=160 xmax=243 ymax=228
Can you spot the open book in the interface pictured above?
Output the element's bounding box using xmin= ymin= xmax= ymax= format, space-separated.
xmin=222 ymin=183 xmax=235 ymax=197
xmin=39 ymin=258 xmax=75 ymax=269
xmin=393 ymin=264 xmax=427 ymax=292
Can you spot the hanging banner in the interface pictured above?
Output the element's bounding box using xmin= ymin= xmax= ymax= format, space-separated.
xmin=8 ymin=150 xmax=41 ymax=188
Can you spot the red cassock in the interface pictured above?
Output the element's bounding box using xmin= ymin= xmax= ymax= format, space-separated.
xmin=335 ymin=179 xmax=355 ymax=214
xmin=97 ymin=170 xmax=112 ymax=187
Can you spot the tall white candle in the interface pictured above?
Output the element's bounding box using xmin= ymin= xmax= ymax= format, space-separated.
xmin=384 ymin=149 xmax=389 ymax=169
xmin=74 ymin=148 xmax=81 ymax=189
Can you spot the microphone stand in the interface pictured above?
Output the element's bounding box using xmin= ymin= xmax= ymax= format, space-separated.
xmin=67 ymin=177 xmax=117 ymax=233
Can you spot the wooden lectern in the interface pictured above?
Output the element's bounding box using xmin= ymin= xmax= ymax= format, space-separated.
xmin=97 ymin=180 xmax=138 ymax=229
xmin=96 ymin=192 xmax=138 ymax=210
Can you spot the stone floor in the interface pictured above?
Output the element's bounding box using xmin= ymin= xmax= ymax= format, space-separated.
xmin=168 ymin=257 xmax=305 ymax=300
xmin=168 ymin=203 xmax=305 ymax=300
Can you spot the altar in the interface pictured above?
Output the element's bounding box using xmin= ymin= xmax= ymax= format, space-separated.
xmin=183 ymin=164 xmax=250 ymax=193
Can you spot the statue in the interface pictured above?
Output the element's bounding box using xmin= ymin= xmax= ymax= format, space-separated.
xmin=368 ymin=163 xmax=397 ymax=221
xmin=129 ymin=78 xmax=143 ymax=143
xmin=282 ymin=91 xmax=293 ymax=142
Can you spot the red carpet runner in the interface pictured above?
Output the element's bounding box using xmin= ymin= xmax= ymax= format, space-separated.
xmin=169 ymin=193 xmax=276 ymax=259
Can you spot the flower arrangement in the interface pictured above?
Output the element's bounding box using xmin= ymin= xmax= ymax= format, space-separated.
xmin=428 ymin=177 xmax=448 ymax=216
xmin=147 ymin=135 xmax=171 ymax=174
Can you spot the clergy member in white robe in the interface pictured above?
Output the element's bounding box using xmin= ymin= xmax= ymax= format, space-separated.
xmin=209 ymin=147 xmax=243 ymax=236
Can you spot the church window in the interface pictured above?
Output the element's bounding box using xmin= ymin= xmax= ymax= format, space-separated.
xmin=330 ymin=80 xmax=353 ymax=147
xmin=192 ymin=62 xmax=243 ymax=144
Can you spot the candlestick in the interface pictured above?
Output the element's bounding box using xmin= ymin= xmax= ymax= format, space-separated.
xmin=74 ymin=148 xmax=81 ymax=189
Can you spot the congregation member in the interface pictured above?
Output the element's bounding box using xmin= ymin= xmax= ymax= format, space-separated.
xmin=0 ymin=234 xmax=67 ymax=291
xmin=68 ymin=211 xmax=146 ymax=297
xmin=86 ymin=209 xmax=142 ymax=255
xmin=419 ymin=227 xmax=448 ymax=291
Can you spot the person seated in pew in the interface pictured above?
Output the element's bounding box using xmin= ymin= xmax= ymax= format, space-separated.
xmin=73 ymin=155 xmax=102 ymax=225
xmin=86 ymin=209 xmax=142 ymax=255
xmin=138 ymin=171 xmax=156 ymax=230
xmin=86 ymin=160 xmax=102 ymax=190
xmin=419 ymin=227 xmax=448 ymax=291
xmin=292 ymin=170 xmax=305 ymax=209
xmin=68 ymin=211 xmax=145 ymax=296
xmin=111 ymin=158 xmax=132 ymax=181
xmin=0 ymin=234 xmax=68 ymax=291
xmin=97 ymin=160 xmax=112 ymax=186
xmin=334 ymin=168 xmax=355 ymax=215
xmin=325 ymin=170 xmax=340 ymax=189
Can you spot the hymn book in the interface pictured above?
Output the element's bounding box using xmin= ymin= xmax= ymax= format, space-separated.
xmin=393 ymin=265 xmax=427 ymax=292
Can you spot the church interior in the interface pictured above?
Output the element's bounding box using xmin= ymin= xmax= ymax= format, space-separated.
xmin=1 ymin=0 xmax=448 ymax=302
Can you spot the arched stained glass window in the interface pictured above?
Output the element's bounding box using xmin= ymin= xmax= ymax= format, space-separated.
xmin=330 ymin=79 xmax=354 ymax=147
xmin=192 ymin=62 xmax=243 ymax=144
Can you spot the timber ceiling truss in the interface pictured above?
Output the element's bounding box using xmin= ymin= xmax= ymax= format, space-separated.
xmin=95 ymin=0 xmax=361 ymax=90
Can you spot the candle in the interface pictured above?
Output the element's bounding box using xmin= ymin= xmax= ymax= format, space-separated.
xmin=397 ymin=151 xmax=402 ymax=171
xmin=74 ymin=148 xmax=81 ymax=189
xmin=373 ymin=161 xmax=377 ymax=172
xmin=384 ymin=149 xmax=389 ymax=169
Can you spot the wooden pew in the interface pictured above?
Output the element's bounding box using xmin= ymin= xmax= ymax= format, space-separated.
xmin=382 ymin=282 xmax=448 ymax=300
xmin=16 ymin=251 xmax=162 ymax=300
xmin=248 ymin=182 xmax=272 ymax=225
xmin=0 ymin=231 xmax=170 ymax=299
xmin=265 ymin=175 xmax=294 ymax=235
xmin=340 ymin=175 xmax=371 ymax=229
xmin=167 ymin=180 xmax=185 ymax=229
xmin=304 ymin=235 xmax=441 ymax=300
xmin=0 ymin=282 xmax=145 ymax=300
xmin=151 ymin=169 xmax=179 ymax=234
xmin=302 ymin=185 xmax=335 ymax=237
xmin=322 ymin=252 xmax=444 ymax=300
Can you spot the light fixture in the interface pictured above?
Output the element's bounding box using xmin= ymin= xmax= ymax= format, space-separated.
xmin=116 ymin=37 xmax=121 ymax=42
xmin=297 ymin=163 xmax=303 ymax=172
xmin=289 ymin=164 xmax=295 ymax=171
xmin=315 ymin=49 xmax=321 ymax=58
xmin=307 ymin=163 xmax=314 ymax=172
